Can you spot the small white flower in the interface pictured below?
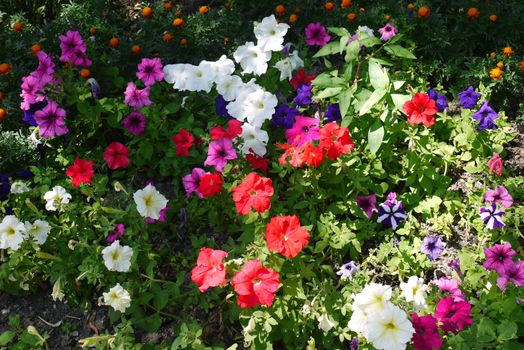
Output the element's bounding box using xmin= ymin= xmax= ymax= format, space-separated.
xmin=317 ymin=313 xmax=336 ymax=332
xmin=215 ymin=74 xmax=244 ymax=102
xmin=103 ymin=283 xmax=131 ymax=313
xmin=233 ymin=42 xmax=271 ymax=76
xmin=240 ymin=123 xmax=268 ymax=156
xmin=254 ymin=15 xmax=290 ymax=52
xmin=25 ymin=220 xmax=51 ymax=245
xmin=357 ymin=26 xmax=375 ymax=38
xmin=184 ymin=63 xmax=215 ymax=93
xmin=102 ymin=240 xmax=133 ymax=272
xmin=207 ymin=55 xmax=235 ymax=79
xmin=399 ymin=276 xmax=427 ymax=309
xmin=274 ymin=50 xmax=304 ymax=81
xmin=133 ymin=184 xmax=168 ymax=220
xmin=353 ymin=283 xmax=392 ymax=314
xmin=366 ymin=304 xmax=414 ymax=350
xmin=0 ymin=215 xmax=26 ymax=250
xmin=10 ymin=181 xmax=30 ymax=194
xmin=243 ymin=89 xmax=278 ymax=127
xmin=43 ymin=186 xmax=71 ymax=211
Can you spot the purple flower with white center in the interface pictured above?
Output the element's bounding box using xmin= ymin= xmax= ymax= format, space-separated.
xmin=137 ymin=58 xmax=165 ymax=87
xmin=336 ymin=261 xmax=358 ymax=281
xmin=458 ymin=86 xmax=481 ymax=109
xmin=23 ymin=100 xmax=48 ymax=126
xmin=483 ymin=242 xmax=516 ymax=274
xmin=421 ymin=236 xmax=445 ymax=260
xmin=215 ymin=95 xmax=232 ymax=119
xmin=377 ymin=200 xmax=407 ymax=229
xmin=272 ymin=104 xmax=299 ymax=129
xmin=34 ymin=100 xmax=69 ymax=138
xmin=145 ymin=204 xmax=169 ymax=224
xmin=479 ymin=203 xmax=505 ymax=229
xmin=471 ymin=100 xmax=499 ymax=130
xmin=293 ymin=83 xmax=312 ymax=107
xmin=355 ymin=194 xmax=378 ymax=218
xmin=324 ymin=103 xmax=342 ymax=122
xmin=106 ymin=224 xmax=125 ymax=243
xmin=86 ymin=78 xmax=101 ymax=99
xmin=305 ymin=22 xmax=331 ymax=47
xmin=124 ymin=82 xmax=152 ymax=110
xmin=497 ymin=260 xmax=524 ymax=291
xmin=204 ymin=137 xmax=237 ymax=172
xmin=122 ymin=112 xmax=147 ymax=136
xmin=182 ymin=168 xmax=209 ymax=198
xmin=378 ymin=24 xmax=398 ymax=41
xmin=484 ymin=185 xmax=513 ymax=208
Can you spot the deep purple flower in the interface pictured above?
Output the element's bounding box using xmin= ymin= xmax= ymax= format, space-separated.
xmin=137 ymin=58 xmax=165 ymax=86
xmin=282 ymin=43 xmax=292 ymax=57
xmin=407 ymin=8 xmax=414 ymax=20
xmin=272 ymin=104 xmax=299 ymax=129
xmin=17 ymin=170 xmax=34 ymax=180
xmin=293 ymin=83 xmax=312 ymax=107
xmin=106 ymin=224 xmax=125 ymax=243
xmin=145 ymin=204 xmax=169 ymax=224
xmin=305 ymin=22 xmax=331 ymax=47
xmin=124 ymin=82 xmax=152 ymax=110
xmin=479 ymin=203 xmax=505 ymax=229
xmin=34 ymin=100 xmax=69 ymax=138
xmin=377 ymin=200 xmax=407 ymax=229
xmin=427 ymin=89 xmax=438 ymax=100
xmin=325 ymin=103 xmax=342 ymax=122
xmin=484 ymin=185 xmax=513 ymax=208
xmin=204 ymin=137 xmax=237 ymax=172
xmin=378 ymin=24 xmax=398 ymax=41
xmin=336 ymin=261 xmax=358 ymax=280
xmin=215 ymin=95 xmax=232 ymax=119
xmin=23 ymin=100 xmax=48 ymax=126
xmin=427 ymin=89 xmax=448 ymax=112
xmin=179 ymin=207 xmax=188 ymax=223
xmin=182 ymin=168 xmax=208 ymax=198
xmin=457 ymin=86 xmax=480 ymax=109
xmin=0 ymin=175 xmax=10 ymax=201
xmin=350 ymin=338 xmax=359 ymax=350
xmin=421 ymin=236 xmax=445 ymax=260
xmin=122 ymin=112 xmax=147 ymax=136
xmin=68 ymin=49 xmax=92 ymax=67
xmin=472 ymin=100 xmax=499 ymax=130
xmin=497 ymin=260 xmax=524 ymax=291
xmin=483 ymin=242 xmax=516 ymax=274
xmin=355 ymin=194 xmax=378 ymax=218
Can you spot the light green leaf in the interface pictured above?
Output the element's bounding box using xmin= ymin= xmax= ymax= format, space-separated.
xmin=314 ymin=42 xmax=339 ymax=58
xmin=316 ymin=87 xmax=343 ymax=99
xmin=344 ymin=40 xmax=360 ymax=62
xmin=390 ymin=93 xmax=411 ymax=110
xmin=367 ymin=120 xmax=384 ymax=154
xmin=368 ymin=60 xmax=389 ymax=90
xmin=384 ymin=45 xmax=416 ymax=59
xmin=358 ymin=88 xmax=386 ymax=116
xmin=338 ymin=89 xmax=353 ymax=118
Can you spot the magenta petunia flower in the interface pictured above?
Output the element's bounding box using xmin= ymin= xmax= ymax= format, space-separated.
xmin=59 ymin=30 xmax=91 ymax=67
xmin=32 ymin=51 xmax=55 ymax=84
xmin=204 ymin=137 xmax=237 ymax=172
xmin=68 ymin=49 xmax=92 ymax=67
xmin=34 ymin=100 xmax=69 ymax=138
xmin=106 ymin=224 xmax=125 ymax=243
xmin=355 ymin=194 xmax=378 ymax=218
xmin=20 ymin=75 xmax=46 ymax=110
xmin=483 ymin=242 xmax=516 ymax=274
xmin=497 ymin=260 xmax=524 ymax=291
xmin=285 ymin=116 xmax=320 ymax=146
xmin=433 ymin=277 xmax=466 ymax=302
xmin=121 ymin=111 xmax=147 ymax=136
xmin=484 ymin=185 xmax=513 ymax=208
xmin=410 ymin=313 xmax=443 ymax=350
xmin=434 ymin=296 xmax=472 ymax=334
xmin=137 ymin=58 xmax=165 ymax=86
xmin=124 ymin=82 xmax=153 ymax=110
xmin=304 ymin=22 xmax=331 ymax=47
xmin=182 ymin=168 xmax=209 ymax=198
xmin=378 ymin=24 xmax=398 ymax=41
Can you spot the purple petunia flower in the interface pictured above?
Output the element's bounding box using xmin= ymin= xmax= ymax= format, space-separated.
xmin=294 ymin=83 xmax=312 ymax=107
xmin=421 ymin=236 xmax=445 ymax=260
xmin=182 ymin=168 xmax=209 ymax=198
xmin=33 ymin=51 xmax=55 ymax=84
xmin=325 ymin=103 xmax=342 ymax=122
xmin=106 ymin=224 xmax=125 ymax=243
xmin=137 ymin=58 xmax=165 ymax=87
xmin=378 ymin=24 xmax=398 ymax=41
xmin=122 ymin=112 xmax=147 ymax=136
xmin=483 ymin=242 xmax=516 ymax=274
xmin=457 ymin=86 xmax=481 ymax=109
xmin=336 ymin=261 xmax=359 ymax=281
xmin=305 ymin=22 xmax=331 ymax=47
xmin=484 ymin=185 xmax=513 ymax=208
xmin=59 ymin=30 xmax=91 ymax=67
xmin=17 ymin=170 xmax=34 ymax=180
xmin=479 ymin=203 xmax=505 ymax=229
xmin=0 ymin=175 xmax=10 ymax=201
xmin=215 ymin=95 xmax=232 ymax=119
xmin=497 ymin=260 xmax=524 ymax=291
xmin=471 ymin=100 xmax=499 ymax=130
xmin=86 ymin=78 xmax=101 ymax=99
xmin=355 ymin=194 xmax=378 ymax=218
xmin=124 ymin=82 xmax=153 ymax=110
xmin=428 ymin=89 xmax=448 ymax=112
xmin=20 ymin=75 xmax=46 ymax=111
xmin=23 ymin=100 xmax=48 ymax=126
xmin=34 ymin=100 xmax=69 ymax=138
xmin=377 ymin=199 xmax=407 ymax=229
xmin=204 ymin=137 xmax=237 ymax=172
xmin=272 ymin=104 xmax=299 ymax=129
xmin=350 ymin=338 xmax=359 ymax=350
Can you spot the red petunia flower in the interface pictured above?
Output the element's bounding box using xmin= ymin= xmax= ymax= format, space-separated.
xmin=403 ymin=92 xmax=438 ymax=127
xmin=210 ymin=119 xmax=243 ymax=140
xmin=246 ymin=153 xmax=269 ymax=173
xmin=300 ymin=142 xmax=325 ymax=168
xmin=265 ymin=215 xmax=310 ymax=258
xmin=65 ymin=157 xmax=94 ymax=187
xmin=103 ymin=142 xmax=130 ymax=170
xmin=191 ymin=247 xmax=229 ymax=292
xmin=290 ymin=68 xmax=316 ymax=90
xmin=198 ymin=173 xmax=223 ymax=197
xmin=232 ymin=259 xmax=280 ymax=308
xmin=231 ymin=172 xmax=273 ymax=215
xmin=171 ymin=129 xmax=195 ymax=156
xmin=319 ymin=122 xmax=354 ymax=159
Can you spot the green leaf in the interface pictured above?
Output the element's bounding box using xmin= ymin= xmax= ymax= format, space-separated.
xmin=338 ymin=89 xmax=353 ymax=118
xmin=368 ymin=60 xmax=389 ymax=90
xmin=316 ymin=87 xmax=343 ymax=99
xmin=0 ymin=331 xmax=16 ymax=346
xmin=497 ymin=321 xmax=517 ymax=341
xmin=367 ymin=120 xmax=384 ymax=154
xmin=314 ymin=42 xmax=339 ymax=58
xmin=390 ymin=94 xmax=411 ymax=110
xmin=344 ymin=40 xmax=360 ymax=62
xmin=327 ymin=27 xmax=350 ymax=37
xmin=359 ymin=36 xmax=382 ymax=48
xmin=358 ymin=88 xmax=386 ymax=116
xmin=384 ymin=45 xmax=416 ymax=59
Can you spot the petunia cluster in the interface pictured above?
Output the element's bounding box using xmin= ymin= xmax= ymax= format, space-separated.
xmin=0 ymin=215 xmax=51 ymax=251
xmin=483 ymin=242 xmax=524 ymax=291
xmin=59 ymin=30 xmax=91 ymax=67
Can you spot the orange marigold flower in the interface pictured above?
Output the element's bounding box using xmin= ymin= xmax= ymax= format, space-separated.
xmin=173 ymin=18 xmax=184 ymax=27
xmin=417 ymin=6 xmax=430 ymax=19
xmin=0 ymin=108 xmax=7 ymax=121
xmin=164 ymin=1 xmax=173 ymax=11
xmin=275 ymin=4 xmax=286 ymax=16
xmin=359 ymin=7 xmax=365 ymax=13
xmin=467 ymin=7 xmax=480 ymax=19
xmin=199 ymin=5 xmax=209 ymax=14
xmin=180 ymin=38 xmax=187 ymax=46
xmin=31 ymin=43 xmax=42 ymax=55
xmin=407 ymin=3 xmax=414 ymax=9
xmin=489 ymin=52 xmax=497 ymax=58
xmin=502 ymin=46 xmax=513 ymax=56
xmin=496 ymin=62 xmax=504 ymax=69
xmin=0 ymin=63 xmax=12 ymax=75
xmin=347 ymin=13 xmax=357 ymax=22
xmin=13 ymin=22 xmax=24 ymax=32
xmin=142 ymin=6 xmax=153 ymax=18
xmin=489 ymin=14 xmax=497 ymax=22
xmin=79 ymin=69 xmax=91 ymax=79
xmin=385 ymin=15 xmax=391 ymax=21
xmin=340 ymin=0 xmax=352 ymax=8
xmin=489 ymin=67 xmax=503 ymax=80
xmin=163 ymin=32 xmax=173 ymax=42
xmin=89 ymin=27 xmax=97 ymax=35
xmin=131 ymin=44 xmax=142 ymax=54
xmin=324 ymin=2 xmax=335 ymax=11
xmin=519 ymin=60 xmax=524 ymax=72
xmin=109 ymin=37 xmax=120 ymax=47
xmin=289 ymin=14 xmax=298 ymax=23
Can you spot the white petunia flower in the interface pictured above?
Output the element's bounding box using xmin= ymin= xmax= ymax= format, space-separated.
xmin=399 ymin=276 xmax=427 ymax=309
xmin=133 ymin=184 xmax=168 ymax=220
xmin=353 ymin=283 xmax=392 ymax=314
xmin=10 ymin=181 xmax=30 ymax=194
xmin=226 ymin=80 xmax=261 ymax=120
xmin=43 ymin=186 xmax=71 ymax=211
xmin=103 ymin=283 xmax=131 ymax=313
xmin=233 ymin=42 xmax=271 ymax=76
xmin=243 ymin=89 xmax=278 ymax=127
xmin=102 ymin=240 xmax=133 ymax=272
xmin=274 ymin=50 xmax=304 ymax=81
xmin=317 ymin=313 xmax=336 ymax=332
xmin=366 ymin=304 xmax=415 ymax=350
xmin=347 ymin=306 xmax=369 ymax=335
xmin=0 ymin=215 xmax=26 ymax=250
xmin=240 ymin=123 xmax=268 ymax=156
xmin=184 ymin=62 xmax=215 ymax=93
xmin=25 ymin=219 xmax=51 ymax=245
xmin=254 ymin=15 xmax=290 ymax=52
xmin=51 ymin=278 xmax=65 ymax=301
xmin=163 ymin=63 xmax=192 ymax=91
xmin=215 ymin=74 xmax=244 ymax=102
xmin=207 ymin=55 xmax=236 ymax=79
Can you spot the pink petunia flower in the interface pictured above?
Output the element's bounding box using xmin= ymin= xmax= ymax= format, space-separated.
xmin=137 ymin=58 xmax=165 ymax=86
xmin=432 ymin=277 xmax=466 ymax=302
xmin=378 ymin=24 xmax=398 ymax=41
xmin=124 ymin=82 xmax=152 ymax=110
xmin=434 ymin=296 xmax=472 ymax=334
xmin=121 ymin=112 xmax=147 ymax=136
xmin=304 ymin=23 xmax=331 ymax=47
xmin=204 ymin=137 xmax=237 ymax=172
xmin=182 ymin=168 xmax=209 ymax=198
xmin=487 ymin=153 xmax=503 ymax=176
xmin=411 ymin=313 xmax=443 ymax=350
xmin=483 ymin=242 xmax=516 ymax=274
xmin=106 ymin=224 xmax=125 ymax=243
xmin=497 ymin=260 xmax=524 ymax=291
xmin=484 ymin=185 xmax=513 ymax=208
xmin=34 ymin=100 xmax=69 ymax=138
